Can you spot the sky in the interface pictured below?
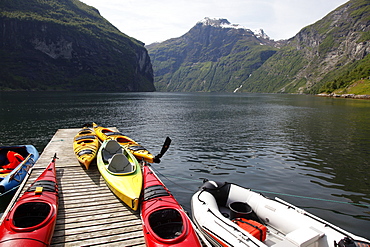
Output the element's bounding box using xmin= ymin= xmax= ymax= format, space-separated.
xmin=80 ymin=0 xmax=349 ymax=45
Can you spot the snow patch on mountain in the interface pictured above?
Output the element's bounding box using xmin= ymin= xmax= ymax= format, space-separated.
xmin=253 ymin=29 xmax=269 ymax=39
xmin=198 ymin=17 xmax=270 ymax=39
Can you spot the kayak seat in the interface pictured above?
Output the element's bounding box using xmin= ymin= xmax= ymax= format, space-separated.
xmin=108 ymin=154 xmax=133 ymax=173
xmin=102 ymin=140 xmax=123 ymax=163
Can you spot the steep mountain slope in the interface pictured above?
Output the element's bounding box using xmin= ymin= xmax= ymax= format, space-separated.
xmin=242 ymin=0 xmax=370 ymax=94
xmin=0 ymin=0 xmax=154 ymax=91
xmin=148 ymin=0 xmax=369 ymax=94
xmin=147 ymin=18 xmax=282 ymax=92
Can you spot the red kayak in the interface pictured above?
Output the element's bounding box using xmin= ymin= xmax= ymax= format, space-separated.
xmin=0 ymin=154 xmax=59 ymax=246
xmin=140 ymin=163 xmax=202 ymax=247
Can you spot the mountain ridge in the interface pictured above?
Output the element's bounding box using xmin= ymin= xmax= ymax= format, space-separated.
xmin=147 ymin=17 xmax=282 ymax=92
xmin=245 ymin=0 xmax=370 ymax=94
xmin=196 ymin=17 xmax=270 ymax=40
xmin=148 ymin=0 xmax=370 ymax=94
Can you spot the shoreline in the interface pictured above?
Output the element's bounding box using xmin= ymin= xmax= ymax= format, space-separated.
xmin=317 ymin=93 xmax=370 ymax=100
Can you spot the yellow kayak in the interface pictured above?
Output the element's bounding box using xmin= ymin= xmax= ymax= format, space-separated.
xmin=92 ymin=122 xmax=158 ymax=163
xmin=73 ymin=126 xmax=100 ymax=169
xmin=97 ymin=139 xmax=142 ymax=211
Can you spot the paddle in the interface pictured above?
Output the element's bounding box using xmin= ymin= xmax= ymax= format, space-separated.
xmin=153 ymin=137 xmax=172 ymax=163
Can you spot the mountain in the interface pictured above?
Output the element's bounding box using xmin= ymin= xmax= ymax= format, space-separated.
xmin=148 ymin=0 xmax=370 ymax=94
xmin=243 ymin=0 xmax=370 ymax=94
xmin=0 ymin=0 xmax=154 ymax=91
xmin=147 ymin=17 xmax=283 ymax=92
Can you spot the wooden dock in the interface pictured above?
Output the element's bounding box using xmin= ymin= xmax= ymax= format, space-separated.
xmin=9 ymin=129 xmax=146 ymax=246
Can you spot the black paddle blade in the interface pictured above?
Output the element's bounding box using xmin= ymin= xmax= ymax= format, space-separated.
xmin=153 ymin=137 xmax=172 ymax=163
xmin=160 ymin=137 xmax=171 ymax=156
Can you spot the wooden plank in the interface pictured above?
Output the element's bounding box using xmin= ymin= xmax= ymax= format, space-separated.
xmin=52 ymin=230 xmax=145 ymax=247
xmin=14 ymin=128 xmax=147 ymax=246
xmin=52 ymin=220 xmax=143 ymax=244
xmin=57 ymin=201 xmax=128 ymax=215
xmin=57 ymin=205 xmax=132 ymax=218
xmin=54 ymin=214 xmax=141 ymax=233
xmin=56 ymin=210 xmax=135 ymax=224
xmin=3 ymin=128 xmax=209 ymax=247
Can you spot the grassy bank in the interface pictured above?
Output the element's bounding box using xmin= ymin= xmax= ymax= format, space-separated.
xmin=333 ymin=79 xmax=370 ymax=95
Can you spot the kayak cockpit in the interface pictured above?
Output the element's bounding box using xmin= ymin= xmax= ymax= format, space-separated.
xmin=102 ymin=140 xmax=135 ymax=174
xmin=12 ymin=202 xmax=53 ymax=229
xmin=102 ymin=140 xmax=123 ymax=162
xmin=149 ymin=208 xmax=184 ymax=239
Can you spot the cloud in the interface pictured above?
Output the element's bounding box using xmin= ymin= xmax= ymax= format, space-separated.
xmin=80 ymin=0 xmax=348 ymax=44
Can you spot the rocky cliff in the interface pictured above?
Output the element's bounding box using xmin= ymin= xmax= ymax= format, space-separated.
xmin=243 ymin=0 xmax=370 ymax=94
xmin=148 ymin=0 xmax=369 ymax=94
xmin=0 ymin=0 xmax=155 ymax=91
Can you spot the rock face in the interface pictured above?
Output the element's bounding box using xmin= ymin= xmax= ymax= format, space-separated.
xmin=0 ymin=0 xmax=155 ymax=91
xmin=245 ymin=0 xmax=370 ymax=94
xmin=147 ymin=17 xmax=281 ymax=92
xmin=148 ymin=0 xmax=369 ymax=94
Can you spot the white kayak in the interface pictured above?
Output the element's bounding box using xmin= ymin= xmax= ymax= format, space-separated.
xmin=191 ymin=180 xmax=370 ymax=247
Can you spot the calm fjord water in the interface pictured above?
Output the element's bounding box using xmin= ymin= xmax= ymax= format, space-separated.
xmin=0 ymin=91 xmax=369 ymax=238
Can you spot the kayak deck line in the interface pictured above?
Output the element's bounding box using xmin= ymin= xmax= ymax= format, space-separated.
xmin=2 ymin=128 xmax=146 ymax=246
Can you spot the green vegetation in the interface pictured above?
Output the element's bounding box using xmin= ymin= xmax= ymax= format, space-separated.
xmin=0 ymin=0 xmax=131 ymax=41
xmin=243 ymin=0 xmax=370 ymax=94
xmin=149 ymin=0 xmax=369 ymax=94
xmin=349 ymin=0 xmax=370 ymax=21
xmin=0 ymin=0 xmax=154 ymax=91
xmin=319 ymin=54 xmax=370 ymax=94
xmin=240 ymin=47 xmax=308 ymax=93
xmin=346 ymin=80 xmax=370 ymax=94
xmin=148 ymin=23 xmax=278 ymax=92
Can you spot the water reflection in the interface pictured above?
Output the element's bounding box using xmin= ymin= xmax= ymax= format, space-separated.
xmin=0 ymin=92 xmax=369 ymax=238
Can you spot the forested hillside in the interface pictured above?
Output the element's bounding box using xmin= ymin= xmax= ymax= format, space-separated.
xmin=148 ymin=0 xmax=370 ymax=95
xmin=148 ymin=18 xmax=282 ymax=92
xmin=0 ymin=0 xmax=155 ymax=91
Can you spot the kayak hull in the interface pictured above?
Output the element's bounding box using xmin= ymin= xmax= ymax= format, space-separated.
xmin=93 ymin=123 xmax=157 ymax=163
xmin=73 ymin=126 xmax=100 ymax=169
xmin=141 ymin=164 xmax=202 ymax=247
xmin=0 ymin=155 xmax=59 ymax=246
xmin=97 ymin=139 xmax=142 ymax=211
